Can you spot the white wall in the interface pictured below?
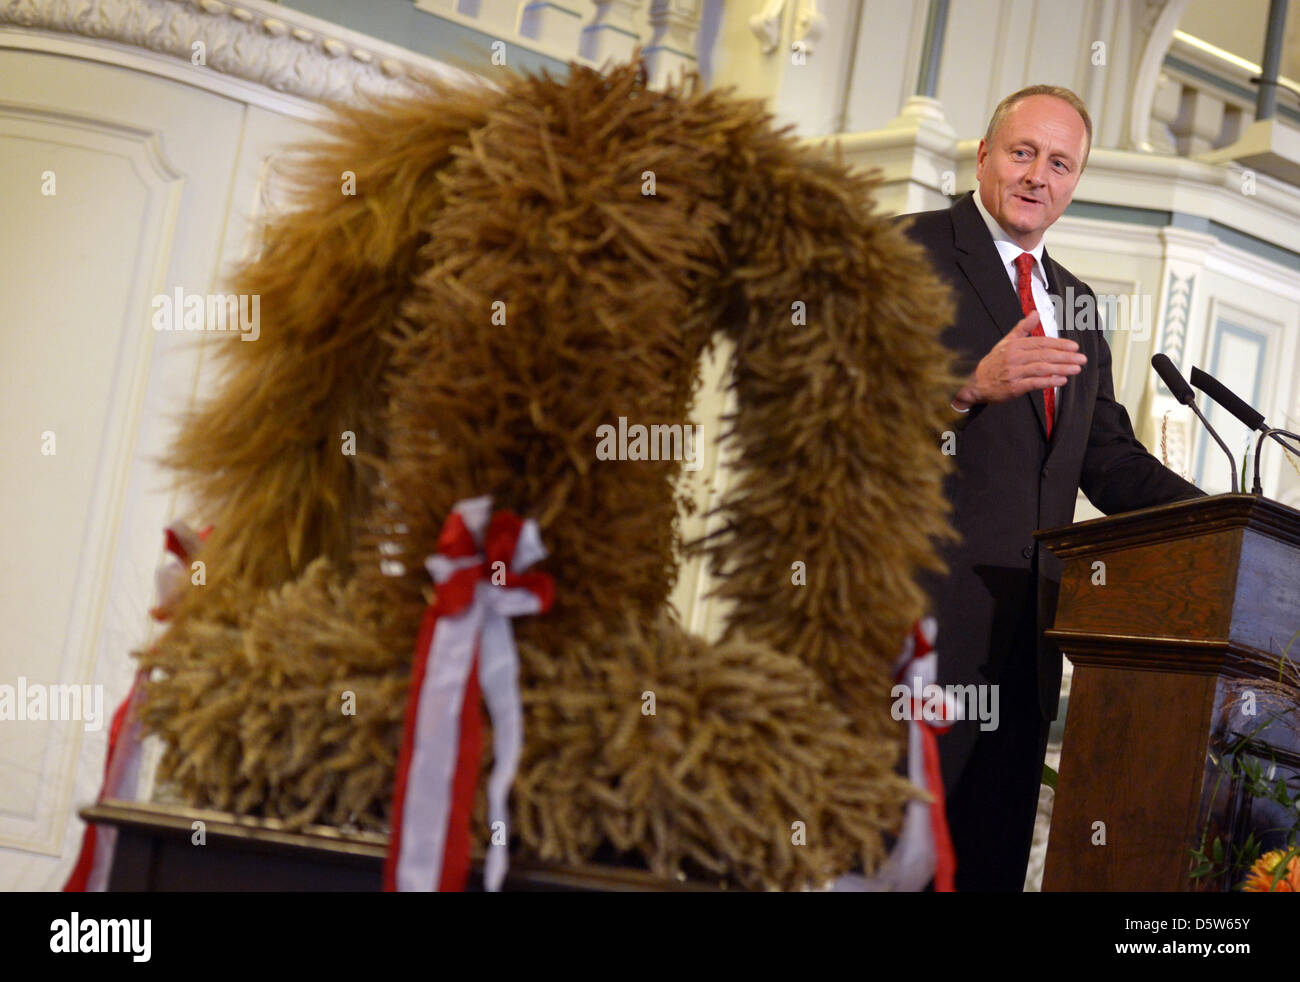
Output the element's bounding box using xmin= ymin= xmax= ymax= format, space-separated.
xmin=0 ymin=0 xmax=453 ymax=889
xmin=0 ymin=46 xmax=328 ymax=890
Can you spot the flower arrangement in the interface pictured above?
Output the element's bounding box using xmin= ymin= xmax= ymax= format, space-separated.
xmin=1240 ymin=849 xmax=1300 ymax=892
xmin=1189 ymin=639 xmax=1300 ymax=891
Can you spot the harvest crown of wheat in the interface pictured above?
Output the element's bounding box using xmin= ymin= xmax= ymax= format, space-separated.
xmin=134 ymin=57 xmax=957 ymax=891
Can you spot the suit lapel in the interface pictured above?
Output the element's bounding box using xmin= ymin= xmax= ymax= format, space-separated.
xmin=951 ymin=192 xmax=1048 ymax=439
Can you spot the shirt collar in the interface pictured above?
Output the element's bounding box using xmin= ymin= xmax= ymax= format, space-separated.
xmin=972 ymin=189 xmax=1048 ymax=289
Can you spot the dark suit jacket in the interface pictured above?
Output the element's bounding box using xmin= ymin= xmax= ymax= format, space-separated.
xmin=898 ymin=192 xmax=1202 ymax=785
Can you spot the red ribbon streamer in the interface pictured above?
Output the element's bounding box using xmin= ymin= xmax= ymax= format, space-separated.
xmin=61 ymin=676 xmax=140 ymax=892
xmin=64 ymin=522 xmax=209 ymax=891
xmin=907 ymin=620 xmax=956 ymax=892
xmin=384 ymin=504 xmax=552 ymax=892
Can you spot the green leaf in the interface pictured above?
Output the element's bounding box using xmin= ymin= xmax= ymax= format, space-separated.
xmin=1041 ymin=763 xmax=1058 ymax=790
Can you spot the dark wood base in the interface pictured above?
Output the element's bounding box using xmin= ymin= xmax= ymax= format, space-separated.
xmin=81 ymin=800 xmax=726 ymax=892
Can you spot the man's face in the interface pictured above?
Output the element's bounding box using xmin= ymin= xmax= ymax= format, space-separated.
xmin=975 ymin=95 xmax=1088 ymax=250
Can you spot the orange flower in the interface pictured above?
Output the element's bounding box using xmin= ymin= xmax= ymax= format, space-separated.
xmin=1240 ymin=850 xmax=1300 ymax=892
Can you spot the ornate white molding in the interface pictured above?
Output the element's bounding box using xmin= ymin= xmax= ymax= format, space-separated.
xmin=0 ymin=0 xmax=474 ymax=107
xmin=1156 ymin=270 xmax=1195 ymax=386
xmin=792 ymin=0 xmax=823 ymax=57
xmin=748 ymin=0 xmax=820 ymax=59
xmin=748 ymin=0 xmax=784 ymax=55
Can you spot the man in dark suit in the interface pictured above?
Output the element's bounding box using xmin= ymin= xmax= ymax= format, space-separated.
xmin=898 ymin=85 xmax=1203 ymax=891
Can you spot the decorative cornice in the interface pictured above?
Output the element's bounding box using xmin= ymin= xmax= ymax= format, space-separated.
xmin=0 ymin=0 xmax=473 ymax=107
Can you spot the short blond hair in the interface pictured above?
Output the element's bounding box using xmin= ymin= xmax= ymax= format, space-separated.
xmin=984 ymin=85 xmax=1092 ymax=168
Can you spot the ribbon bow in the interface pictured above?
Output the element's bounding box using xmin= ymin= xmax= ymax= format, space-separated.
xmin=149 ymin=522 xmax=210 ymax=621
xmin=385 ymin=496 xmax=553 ymax=892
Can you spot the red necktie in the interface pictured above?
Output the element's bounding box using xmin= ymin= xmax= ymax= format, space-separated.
xmin=1014 ymin=252 xmax=1053 ymax=437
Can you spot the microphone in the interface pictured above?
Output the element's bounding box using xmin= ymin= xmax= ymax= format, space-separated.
xmin=1188 ymin=367 xmax=1265 ymax=431
xmin=1152 ymin=354 xmax=1238 ymax=493
xmin=1252 ymin=426 xmax=1300 ymax=495
xmin=1188 ymin=366 xmax=1300 ymax=495
xmin=1152 ymin=353 xmax=1195 ymax=404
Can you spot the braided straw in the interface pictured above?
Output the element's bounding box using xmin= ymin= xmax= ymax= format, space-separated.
xmin=139 ymin=57 xmax=958 ymax=890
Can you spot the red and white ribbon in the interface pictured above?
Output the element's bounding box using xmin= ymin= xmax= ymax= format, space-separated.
xmin=149 ymin=524 xmax=203 ymax=621
xmin=835 ymin=616 xmax=958 ymax=892
xmin=384 ymin=496 xmax=553 ymax=892
xmin=64 ymin=522 xmax=207 ymax=892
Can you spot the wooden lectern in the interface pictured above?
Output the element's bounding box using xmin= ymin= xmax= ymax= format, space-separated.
xmin=1038 ymin=494 xmax=1300 ymax=891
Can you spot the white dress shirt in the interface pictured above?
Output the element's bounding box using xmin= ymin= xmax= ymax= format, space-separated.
xmin=971 ymin=189 xmax=1062 ymax=403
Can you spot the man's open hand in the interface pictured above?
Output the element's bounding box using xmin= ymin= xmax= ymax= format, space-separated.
xmin=952 ymin=311 xmax=1086 ymax=411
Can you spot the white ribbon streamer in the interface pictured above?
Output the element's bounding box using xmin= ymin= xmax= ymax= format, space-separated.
xmin=395 ymin=496 xmax=547 ymax=892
